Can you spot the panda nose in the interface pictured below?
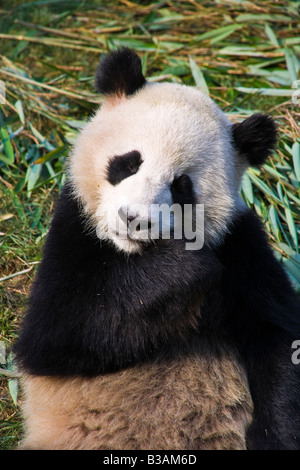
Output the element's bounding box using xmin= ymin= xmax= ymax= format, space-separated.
xmin=118 ymin=207 xmax=152 ymax=231
xmin=127 ymin=214 xmax=152 ymax=232
xmin=126 ymin=214 xmax=136 ymax=228
xmin=118 ymin=207 xmax=133 ymax=226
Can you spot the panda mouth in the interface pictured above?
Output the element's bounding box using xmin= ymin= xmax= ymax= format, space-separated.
xmin=111 ymin=213 xmax=155 ymax=242
xmin=111 ymin=228 xmax=152 ymax=243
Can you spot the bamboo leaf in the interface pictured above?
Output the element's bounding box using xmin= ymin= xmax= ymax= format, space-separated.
xmin=236 ymin=14 xmax=293 ymax=22
xmin=195 ymin=25 xmax=242 ymax=42
xmin=15 ymin=100 xmax=25 ymax=124
xmin=284 ymin=203 xmax=299 ymax=251
xmin=34 ymin=145 xmax=66 ymax=164
xmin=219 ymin=46 xmax=268 ymax=57
xmin=0 ymin=128 xmax=14 ymax=162
xmin=277 ymin=182 xmax=285 ymax=204
xmin=8 ymin=190 xmax=26 ymax=220
xmin=210 ymin=25 xmax=243 ymax=44
xmin=26 ymin=163 xmax=43 ymax=193
xmin=30 ymin=206 xmax=43 ymax=229
xmin=247 ymin=67 xmax=291 ymax=86
xmin=0 ymin=153 xmax=17 ymax=168
xmin=268 ymin=205 xmax=280 ymax=240
xmin=282 ymin=258 xmax=300 ymax=284
xmin=189 ymin=57 xmax=209 ymax=95
xmin=236 ymin=87 xmax=294 ymax=97
xmin=241 ymin=172 xmax=253 ymax=204
xmin=8 ymin=378 xmax=18 ymax=405
xmin=284 ymin=46 xmax=298 ymax=83
xmin=0 ymin=213 xmax=14 ymax=222
xmin=265 ymin=24 xmax=280 ymax=47
xmin=292 ymin=142 xmax=300 ymax=182
xmin=263 ymin=164 xmax=289 ymax=182
xmin=248 ymin=171 xmax=281 ymax=203
xmin=278 ymin=183 xmax=299 ymax=251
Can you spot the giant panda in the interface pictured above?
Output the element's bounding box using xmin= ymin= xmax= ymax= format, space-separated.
xmin=15 ymin=48 xmax=300 ymax=450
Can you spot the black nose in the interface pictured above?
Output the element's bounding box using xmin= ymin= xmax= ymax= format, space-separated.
xmin=127 ymin=216 xmax=152 ymax=232
xmin=118 ymin=208 xmax=152 ymax=232
xmin=118 ymin=208 xmax=137 ymax=227
xmin=127 ymin=215 xmax=136 ymax=228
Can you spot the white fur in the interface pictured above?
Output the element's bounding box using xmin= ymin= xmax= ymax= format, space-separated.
xmin=69 ymin=82 xmax=245 ymax=253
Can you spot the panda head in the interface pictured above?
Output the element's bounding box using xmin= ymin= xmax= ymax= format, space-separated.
xmin=69 ymin=47 xmax=277 ymax=254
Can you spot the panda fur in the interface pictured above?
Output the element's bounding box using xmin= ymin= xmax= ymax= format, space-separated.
xmin=15 ymin=48 xmax=300 ymax=450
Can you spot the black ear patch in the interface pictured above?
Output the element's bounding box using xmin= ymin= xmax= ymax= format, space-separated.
xmin=95 ymin=47 xmax=146 ymax=97
xmin=232 ymin=113 xmax=277 ymax=167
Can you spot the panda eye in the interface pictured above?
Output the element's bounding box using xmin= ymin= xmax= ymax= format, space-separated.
xmin=107 ymin=150 xmax=143 ymax=185
xmin=170 ymin=174 xmax=196 ymax=205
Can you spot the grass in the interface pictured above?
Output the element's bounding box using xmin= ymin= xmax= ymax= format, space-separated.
xmin=0 ymin=0 xmax=299 ymax=450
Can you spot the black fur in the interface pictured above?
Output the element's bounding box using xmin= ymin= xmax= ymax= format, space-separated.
xmin=107 ymin=150 xmax=143 ymax=186
xmin=14 ymin=184 xmax=300 ymax=449
xmin=216 ymin=211 xmax=300 ymax=450
xmin=232 ymin=113 xmax=277 ymax=167
xmin=14 ymin=184 xmax=222 ymax=376
xmin=170 ymin=174 xmax=196 ymax=206
xmin=170 ymin=174 xmax=197 ymax=235
xmin=95 ymin=47 xmax=146 ymax=96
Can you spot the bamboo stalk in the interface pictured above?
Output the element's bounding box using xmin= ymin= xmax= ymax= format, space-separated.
xmin=0 ymin=368 xmax=20 ymax=378
xmin=0 ymin=33 xmax=104 ymax=52
xmin=0 ymin=266 xmax=33 ymax=283
xmin=0 ymin=69 xmax=100 ymax=103
xmin=14 ymin=19 xmax=100 ymax=44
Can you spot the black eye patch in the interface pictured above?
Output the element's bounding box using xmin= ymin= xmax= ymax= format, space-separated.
xmin=107 ymin=150 xmax=143 ymax=185
xmin=170 ymin=174 xmax=196 ymax=205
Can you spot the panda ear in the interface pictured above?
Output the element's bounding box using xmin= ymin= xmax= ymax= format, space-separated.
xmin=95 ymin=47 xmax=146 ymax=97
xmin=232 ymin=113 xmax=277 ymax=167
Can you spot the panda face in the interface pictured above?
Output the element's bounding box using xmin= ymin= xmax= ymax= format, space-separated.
xmin=69 ymin=82 xmax=242 ymax=254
